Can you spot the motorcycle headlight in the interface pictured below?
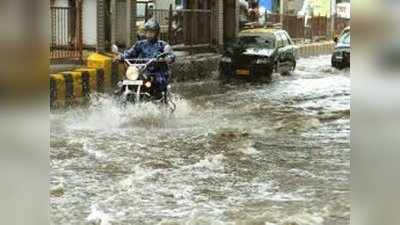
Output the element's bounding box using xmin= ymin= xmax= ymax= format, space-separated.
xmin=256 ymin=58 xmax=270 ymax=64
xmin=144 ymin=81 xmax=152 ymax=88
xmin=221 ymin=56 xmax=232 ymax=63
xmin=126 ymin=66 xmax=139 ymax=80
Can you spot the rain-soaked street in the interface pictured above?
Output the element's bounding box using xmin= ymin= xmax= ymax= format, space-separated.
xmin=50 ymin=55 xmax=350 ymax=225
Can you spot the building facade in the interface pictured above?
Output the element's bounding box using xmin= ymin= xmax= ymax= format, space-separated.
xmin=183 ymin=0 xmax=240 ymax=49
xmin=51 ymin=0 xmax=242 ymax=53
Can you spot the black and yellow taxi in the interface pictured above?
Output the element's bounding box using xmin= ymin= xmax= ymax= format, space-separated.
xmin=332 ymin=26 xmax=350 ymax=69
xmin=219 ymin=28 xmax=298 ymax=82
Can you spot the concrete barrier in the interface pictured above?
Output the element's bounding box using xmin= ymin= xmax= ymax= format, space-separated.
xmin=50 ymin=53 xmax=126 ymax=108
xmin=170 ymin=54 xmax=221 ymax=82
xmin=86 ymin=53 xmax=125 ymax=91
xmin=297 ymin=41 xmax=334 ymax=58
xmin=50 ymin=68 xmax=106 ymax=108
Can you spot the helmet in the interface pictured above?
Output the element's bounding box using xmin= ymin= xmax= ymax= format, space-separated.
xmin=144 ymin=19 xmax=160 ymax=33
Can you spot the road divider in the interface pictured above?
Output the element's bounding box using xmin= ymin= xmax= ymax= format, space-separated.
xmin=50 ymin=53 xmax=126 ymax=108
xmin=297 ymin=41 xmax=335 ymax=58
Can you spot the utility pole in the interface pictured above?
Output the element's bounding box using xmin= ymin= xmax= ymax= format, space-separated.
xmin=330 ymin=0 xmax=336 ymax=38
xmin=280 ymin=0 xmax=284 ymax=24
xmin=126 ymin=0 xmax=137 ymax=46
xmin=110 ymin=0 xmax=116 ymax=47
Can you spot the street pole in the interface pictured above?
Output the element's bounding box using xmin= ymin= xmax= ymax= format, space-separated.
xmin=280 ymin=0 xmax=284 ymax=25
xmin=110 ymin=0 xmax=116 ymax=47
xmin=330 ymin=0 xmax=336 ymax=39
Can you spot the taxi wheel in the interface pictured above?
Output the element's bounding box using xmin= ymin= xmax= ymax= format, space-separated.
xmin=280 ymin=70 xmax=290 ymax=76
xmin=291 ymin=60 xmax=296 ymax=71
xmin=280 ymin=60 xmax=296 ymax=76
xmin=263 ymin=73 xmax=272 ymax=83
xmin=332 ymin=61 xmax=344 ymax=70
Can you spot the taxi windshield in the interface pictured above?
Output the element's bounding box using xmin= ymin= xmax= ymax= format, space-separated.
xmin=237 ymin=35 xmax=275 ymax=49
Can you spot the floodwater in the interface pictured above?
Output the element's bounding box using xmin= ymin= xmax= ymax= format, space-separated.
xmin=50 ymin=55 xmax=350 ymax=225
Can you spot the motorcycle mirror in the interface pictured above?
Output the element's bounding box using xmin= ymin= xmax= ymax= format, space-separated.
xmin=164 ymin=45 xmax=172 ymax=53
xmin=334 ymin=37 xmax=338 ymax=44
xmin=112 ymin=45 xmax=119 ymax=54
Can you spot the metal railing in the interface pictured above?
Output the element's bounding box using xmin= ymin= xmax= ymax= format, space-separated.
xmin=146 ymin=5 xmax=213 ymax=51
xmin=265 ymin=13 xmax=349 ymax=41
xmin=50 ymin=6 xmax=82 ymax=62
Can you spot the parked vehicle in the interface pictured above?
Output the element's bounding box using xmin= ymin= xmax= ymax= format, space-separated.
xmin=219 ymin=28 xmax=298 ymax=82
xmin=112 ymin=45 xmax=176 ymax=112
xmin=332 ymin=26 xmax=350 ymax=69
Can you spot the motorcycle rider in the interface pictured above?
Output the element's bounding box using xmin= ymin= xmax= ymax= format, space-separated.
xmin=118 ymin=19 xmax=176 ymax=99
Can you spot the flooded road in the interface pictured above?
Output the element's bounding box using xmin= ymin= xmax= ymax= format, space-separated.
xmin=50 ymin=55 xmax=350 ymax=225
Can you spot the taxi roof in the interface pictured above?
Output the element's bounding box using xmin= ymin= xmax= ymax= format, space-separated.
xmin=239 ymin=28 xmax=281 ymax=34
xmin=238 ymin=28 xmax=282 ymax=38
xmin=238 ymin=28 xmax=283 ymax=36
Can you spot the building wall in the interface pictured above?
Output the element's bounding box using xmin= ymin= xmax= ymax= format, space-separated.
xmin=53 ymin=0 xmax=69 ymax=7
xmin=51 ymin=0 xmax=71 ymax=46
xmin=282 ymin=0 xmax=304 ymax=14
xmin=82 ymin=0 xmax=97 ymax=46
xmin=223 ymin=0 xmax=237 ymax=41
xmin=299 ymin=0 xmax=331 ymax=16
xmin=216 ymin=0 xmax=224 ymax=47
xmin=127 ymin=0 xmax=137 ymax=46
xmin=155 ymin=0 xmax=175 ymax=9
xmin=310 ymin=0 xmax=331 ymax=16
xmin=52 ymin=0 xmax=98 ymax=46
xmin=115 ymin=0 xmax=127 ymax=45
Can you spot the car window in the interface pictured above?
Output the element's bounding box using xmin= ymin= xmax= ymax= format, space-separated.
xmin=283 ymin=31 xmax=293 ymax=45
xmin=339 ymin=32 xmax=350 ymax=45
xmin=237 ymin=35 xmax=276 ymax=49
xmin=275 ymin=33 xmax=284 ymax=48
xmin=279 ymin=32 xmax=290 ymax=46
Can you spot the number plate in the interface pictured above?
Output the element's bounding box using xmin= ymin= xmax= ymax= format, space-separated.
xmin=236 ymin=69 xmax=250 ymax=76
xmin=122 ymin=80 xmax=143 ymax=85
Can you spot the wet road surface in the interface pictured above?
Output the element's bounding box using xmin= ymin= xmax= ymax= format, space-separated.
xmin=50 ymin=55 xmax=350 ymax=225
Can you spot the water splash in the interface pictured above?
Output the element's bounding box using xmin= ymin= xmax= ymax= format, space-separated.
xmin=192 ymin=154 xmax=225 ymax=171
xmin=51 ymin=93 xmax=193 ymax=131
xmin=282 ymin=212 xmax=324 ymax=225
xmin=86 ymin=204 xmax=113 ymax=225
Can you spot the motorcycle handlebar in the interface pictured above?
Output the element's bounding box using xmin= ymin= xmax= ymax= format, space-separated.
xmin=124 ymin=58 xmax=167 ymax=66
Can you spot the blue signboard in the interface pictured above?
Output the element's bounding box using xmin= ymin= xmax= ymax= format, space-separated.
xmin=259 ymin=0 xmax=273 ymax=11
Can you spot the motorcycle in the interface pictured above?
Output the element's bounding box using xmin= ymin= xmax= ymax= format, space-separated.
xmin=112 ymin=45 xmax=176 ymax=113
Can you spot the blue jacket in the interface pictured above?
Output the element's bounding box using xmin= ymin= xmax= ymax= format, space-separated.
xmin=122 ymin=39 xmax=176 ymax=70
